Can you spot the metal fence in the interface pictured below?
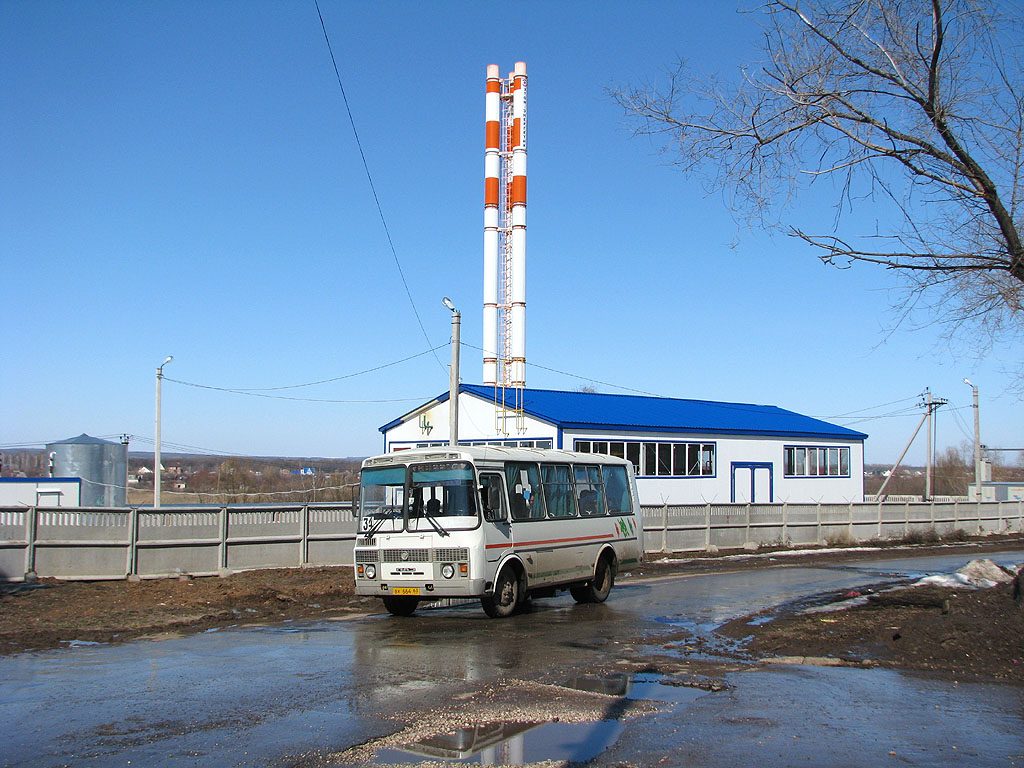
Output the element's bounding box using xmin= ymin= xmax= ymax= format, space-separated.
xmin=1 ymin=499 xmax=1021 ymax=582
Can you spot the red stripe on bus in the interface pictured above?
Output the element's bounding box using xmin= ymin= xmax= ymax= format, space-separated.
xmin=485 ymin=533 xmax=614 ymax=550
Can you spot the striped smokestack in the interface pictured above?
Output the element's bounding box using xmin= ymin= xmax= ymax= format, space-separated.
xmin=483 ymin=62 xmax=527 ymax=389
xmin=483 ymin=64 xmax=501 ymax=386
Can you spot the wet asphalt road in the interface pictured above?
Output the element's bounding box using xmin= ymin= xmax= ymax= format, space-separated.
xmin=2 ymin=549 xmax=1023 ymax=767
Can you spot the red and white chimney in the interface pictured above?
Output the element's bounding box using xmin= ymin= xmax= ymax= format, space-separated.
xmin=483 ymin=62 xmax=527 ymax=389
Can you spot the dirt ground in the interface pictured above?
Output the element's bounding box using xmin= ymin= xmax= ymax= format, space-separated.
xmin=2 ymin=539 xmax=1022 ymax=685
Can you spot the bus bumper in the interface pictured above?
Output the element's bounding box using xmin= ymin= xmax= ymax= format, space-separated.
xmin=354 ymin=578 xmax=487 ymax=598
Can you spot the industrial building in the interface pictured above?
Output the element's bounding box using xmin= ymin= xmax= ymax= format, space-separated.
xmin=0 ymin=434 xmax=126 ymax=508
xmin=380 ymin=61 xmax=866 ymax=505
xmin=379 ymin=385 xmax=867 ymax=505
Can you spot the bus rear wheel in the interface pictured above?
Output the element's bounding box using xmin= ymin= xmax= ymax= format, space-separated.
xmin=571 ymin=555 xmax=615 ymax=604
xmin=481 ymin=565 xmax=521 ymax=618
xmin=382 ymin=596 xmax=419 ymax=617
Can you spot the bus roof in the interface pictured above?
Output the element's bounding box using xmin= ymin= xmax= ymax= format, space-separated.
xmin=361 ymin=445 xmax=632 ymax=469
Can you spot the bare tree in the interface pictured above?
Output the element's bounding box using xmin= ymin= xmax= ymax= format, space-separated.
xmin=613 ymin=0 xmax=1024 ymax=348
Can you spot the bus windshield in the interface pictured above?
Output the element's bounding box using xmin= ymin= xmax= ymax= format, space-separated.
xmin=358 ymin=461 xmax=479 ymax=535
xmin=409 ymin=461 xmax=478 ymax=533
xmin=359 ymin=466 xmax=406 ymax=535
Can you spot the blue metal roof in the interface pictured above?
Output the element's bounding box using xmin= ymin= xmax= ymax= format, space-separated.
xmin=381 ymin=385 xmax=867 ymax=441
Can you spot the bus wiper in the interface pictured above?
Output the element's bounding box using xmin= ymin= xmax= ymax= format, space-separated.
xmin=420 ymin=507 xmax=450 ymax=538
xmin=366 ymin=506 xmax=399 ymax=537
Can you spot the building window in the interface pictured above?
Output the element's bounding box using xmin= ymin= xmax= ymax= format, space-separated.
xmin=402 ymin=438 xmax=554 ymax=450
xmin=574 ymin=440 xmax=715 ymax=477
xmin=784 ymin=446 xmax=851 ymax=477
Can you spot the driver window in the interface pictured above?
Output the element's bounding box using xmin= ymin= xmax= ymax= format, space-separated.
xmin=479 ymin=473 xmax=508 ymax=521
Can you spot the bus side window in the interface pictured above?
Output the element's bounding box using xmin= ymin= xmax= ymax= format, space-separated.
xmin=602 ymin=465 xmax=632 ymax=515
xmin=480 ymin=473 xmax=508 ymax=522
xmin=574 ymin=465 xmax=607 ymax=517
xmin=505 ymin=462 xmax=545 ymax=520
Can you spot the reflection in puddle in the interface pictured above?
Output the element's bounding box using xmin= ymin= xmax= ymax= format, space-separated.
xmin=372 ymin=673 xmax=709 ymax=765
xmin=375 ymin=719 xmax=625 ymax=765
xmin=563 ymin=673 xmax=633 ymax=697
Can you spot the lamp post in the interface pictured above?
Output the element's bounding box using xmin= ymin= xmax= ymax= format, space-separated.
xmin=442 ymin=298 xmax=460 ymax=447
xmin=963 ymin=378 xmax=981 ymax=500
xmin=155 ymin=355 xmax=173 ymax=508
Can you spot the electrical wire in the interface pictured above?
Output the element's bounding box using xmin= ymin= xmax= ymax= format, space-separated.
xmin=187 ymin=344 xmax=448 ymax=392
xmin=312 ymin=0 xmax=444 ymax=374
xmin=459 ymin=341 xmax=664 ymax=397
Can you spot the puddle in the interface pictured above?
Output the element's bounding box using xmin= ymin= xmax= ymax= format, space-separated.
xmin=374 ymin=719 xmax=625 ymax=765
xmin=563 ymin=673 xmax=632 ymax=696
xmin=370 ymin=673 xmax=710 ymax=765
xmin=628 ymin=673 xmax=709 ymax=705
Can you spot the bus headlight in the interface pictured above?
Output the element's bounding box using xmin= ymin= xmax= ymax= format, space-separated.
xmin=364 ymin=564 xmax=376 ymax=579
xmin=441 ymin=563 xmax=455 ymax=579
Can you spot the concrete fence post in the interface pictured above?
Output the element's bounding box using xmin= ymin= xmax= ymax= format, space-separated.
xmin=904 ymin=501 xmax=910 ymax=538
xmin=705 ymin=504 xmax=712 ymax=552
xmin=745 ymin=503 xmax=751 ymax=547
xmin=877 ymin=501 xmax=883 ymax=539
xmin=781 ymin=503 xmax=788 ymax=545
xmin=816 ymin=503 xmax=823 ymax=546
xmin=954 ymin=500 xmax=960 ymax=531
xmin=662 ymin=504 xmax=668 ymax=554
xmin=218 ymin=507 xmax=229 ymax=572
xmin=847 ymin=503 xmax=854 ymax=542
xmin=300 ymin=504 xmax=310 ymax=566
xmin=126 ymin=508 xmax=139 ymax=577
xmin=24 ymin=506 xmax=38 ymax=579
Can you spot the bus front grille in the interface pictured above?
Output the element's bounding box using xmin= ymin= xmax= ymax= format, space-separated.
xmin=354 ymin=550 xmax=379 ymax=562
xmin=380 ymin=549 xmax=430 ymax=563
xmin=433 ymin=548 xmax=469 ymax=562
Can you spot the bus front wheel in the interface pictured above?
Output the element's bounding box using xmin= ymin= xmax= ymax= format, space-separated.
xmin=571 ymin=555 xmax=615 ymax=604
xmin=481 ymin=565 xmax=520 ymax=618
xmin=382 ymin=596 xmax=419 ymax=617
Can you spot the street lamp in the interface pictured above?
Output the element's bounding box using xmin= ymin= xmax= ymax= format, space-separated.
xmin=963 ymin=378 xmax=981 ymax=500
xmin=442 ymin=298 xmax=460 ymax=447
xmin=155 ymin=355 xmax=173 ymax=508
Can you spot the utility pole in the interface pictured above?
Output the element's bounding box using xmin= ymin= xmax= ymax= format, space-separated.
xmin=155 ymin=355 xmax=173 ymax=508
xmin=443 ymin=298 xmax=460 ymax=447
xmin=964 ymin=379 xmax=982 ymax=500
xmin=925 ymin=389 xmax=933 ymax=501
xmin=920 ymin=388 xmax=948 ymax=501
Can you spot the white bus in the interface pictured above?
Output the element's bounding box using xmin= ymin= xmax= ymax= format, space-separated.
xmin=353 ymin=446 xmax=643 ymax=618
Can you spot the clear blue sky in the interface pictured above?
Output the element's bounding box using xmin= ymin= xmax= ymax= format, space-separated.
xmin=3 ymin=1 xmax=1020 ymax=465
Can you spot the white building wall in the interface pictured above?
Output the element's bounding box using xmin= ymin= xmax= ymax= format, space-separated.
xmin=383 ymin=392 xmax=558 ymax=452
xmin=0 ymin=479 xmax=82 ymax=507
xmin=382 ymin=394 xmax=864 ymax=505
xmin=564 ymin=431 xmax=864 ymax=505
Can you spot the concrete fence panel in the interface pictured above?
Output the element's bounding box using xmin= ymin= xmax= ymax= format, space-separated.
xmin=2 ymin=499 xmax=1022 ymax=581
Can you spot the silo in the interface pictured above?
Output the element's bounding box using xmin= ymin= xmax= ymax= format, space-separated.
xmin=46 ymin=434 xmax=127 ymax=507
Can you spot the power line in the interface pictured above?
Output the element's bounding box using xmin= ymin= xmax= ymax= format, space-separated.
xmin=822 ymin=394 xmax=923 ymax=420
xmin=163 ymin=343 xmax=447 ymax=401
xmin=163 ymin=379 xmax=431 ymax=404
xmin=459 ymin=341 xmax=664 ymax=397
xmin=205 ymin=344 xmax=448 ymax=392
xmin=312 ymin=0 xmax=444 ymax=373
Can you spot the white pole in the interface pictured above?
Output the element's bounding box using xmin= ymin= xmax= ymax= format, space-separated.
xmin=925 ymin=389 xmax=933 ymax=501
xmin=964 ymin=379 xmax=981 ymax=500
xmin=443 ymin=299 xmax=460 ymax=446
xmin=155 ymin=355 xmax=173 ymax=508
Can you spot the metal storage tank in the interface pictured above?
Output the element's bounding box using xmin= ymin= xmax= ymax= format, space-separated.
xmin=46 ymin=434 xmax=127 ymax=507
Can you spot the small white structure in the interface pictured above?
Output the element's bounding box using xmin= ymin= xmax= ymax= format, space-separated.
xmin=0 ymin=478 xmax=82 ymax=507
xmin=380 ymin=385 xmax=867 ymax=505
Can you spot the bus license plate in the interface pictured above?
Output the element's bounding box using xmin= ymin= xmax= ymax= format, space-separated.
xmin=392 ymin=587 xmax=420 ymax=596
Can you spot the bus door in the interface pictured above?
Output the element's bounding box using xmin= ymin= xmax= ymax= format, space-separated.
xmin=479 ymin=472 xmax=513 ymax=566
